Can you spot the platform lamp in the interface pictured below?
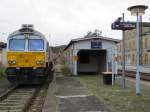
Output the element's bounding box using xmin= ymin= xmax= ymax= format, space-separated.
xmin=127 ymin=5 xmax=148 ymax=95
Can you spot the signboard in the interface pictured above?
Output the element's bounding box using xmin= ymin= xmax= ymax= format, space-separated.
xmin=114 ymin=56 xmax=120 ymax=62
xmin=73 ymin=56 xmax=78 ymax=61
xmin=111 ymin=22 xmax=136 ymax=30
xmin=91 ymin=41 xmax=102 ymax=49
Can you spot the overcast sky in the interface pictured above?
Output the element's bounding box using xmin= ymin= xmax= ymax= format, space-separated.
xmin=0 ymin=0 xmax=150 ymax=46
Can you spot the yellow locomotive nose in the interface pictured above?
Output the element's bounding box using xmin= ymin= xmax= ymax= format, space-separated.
xmin=7 ymin=52 xmax=46 ymax=67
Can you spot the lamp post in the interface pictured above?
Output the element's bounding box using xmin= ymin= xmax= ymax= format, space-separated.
xmin=127 ymin=5 xmax=148 ymax=95
xmin=122 ymin=13 xmax=126 ymax=89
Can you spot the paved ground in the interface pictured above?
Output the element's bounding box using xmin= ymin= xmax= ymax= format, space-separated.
xmin=42 ymin=74 xmax=110 ymax=112
xmin=55 ymin=77 xmax=90 ymax=96
xmin=0 ymin=78 xmax=13 ymax=96
xmin=59 ymin=95 xmax=109 ymax=112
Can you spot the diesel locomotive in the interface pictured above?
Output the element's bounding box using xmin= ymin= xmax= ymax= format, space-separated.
xmin=5 ymin=24 xmax=53 ymax=84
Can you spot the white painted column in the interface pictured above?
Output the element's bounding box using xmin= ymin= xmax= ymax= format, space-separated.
xmin=112 ymin=48 xmax=115 ymax=85
xmin=73 ymin=50 xmax=78 ymax=75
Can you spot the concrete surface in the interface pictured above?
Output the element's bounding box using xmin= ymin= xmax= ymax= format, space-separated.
xmin=55 ymin=77 xmax=90 ymax=96
xmin=42 ymin=79 xmax=57 ymax=112
xmin=42 ymin=75 xmax=110 ymax=112
xmin=58 ymin=95 xmax=109 ymax=112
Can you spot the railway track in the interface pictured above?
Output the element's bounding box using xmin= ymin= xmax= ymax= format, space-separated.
xmin=118 ymin=70 xmax=150 ymax=81
xmin=0 ymin=78 xmax=51 ymax=112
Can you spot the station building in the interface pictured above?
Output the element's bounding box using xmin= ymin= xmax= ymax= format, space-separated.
xmin=117 ymin=22 xmax=150 ymax=73
xmin=64 ymin=36 xmax=119 ymax=75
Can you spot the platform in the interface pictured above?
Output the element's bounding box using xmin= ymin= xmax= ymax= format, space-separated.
xmin=42 ymin=75 xmax=110 ymax=112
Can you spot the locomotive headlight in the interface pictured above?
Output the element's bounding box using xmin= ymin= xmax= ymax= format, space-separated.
xmin=12 ymin=60 xmax=16 ymax=64
xmin=36 ymin=60 xmax=44 ymax=65
xmin=8 ymin=60 xmax=16 ymax=65
xmin=36 ymin=60 xmax=41 ymax=65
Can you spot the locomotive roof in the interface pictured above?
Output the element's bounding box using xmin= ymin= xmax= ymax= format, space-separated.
xmin=8 ymin=26 xmax=46 ymax=39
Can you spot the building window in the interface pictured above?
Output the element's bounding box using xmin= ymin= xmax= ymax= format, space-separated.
xmin=145 ymin=38 xmax=148 ymax=48
xmin=128 ymin=54 xmax=130 ymax=65
xmin=143 ymin=53 xmax=150 ymax=65
xmin=78 ymin=52 xmax=90 ymax=64
xmin=146 ymin=53 xmax=150 ymax=65
xmin=145 ymin=54 xmax=148 ymax=65
xmin=132 ymin=54 xmax=135 ymax=65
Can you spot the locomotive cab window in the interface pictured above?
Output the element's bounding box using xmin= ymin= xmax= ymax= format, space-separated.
xmin=9 ymin=39 xmax=25 ymax=51
xmin=28 ymin=39 xmax=44 ymax=51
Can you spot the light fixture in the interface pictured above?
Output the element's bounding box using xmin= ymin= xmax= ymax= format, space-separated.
xmin=128 ymin=5 xmax=148 ymax=16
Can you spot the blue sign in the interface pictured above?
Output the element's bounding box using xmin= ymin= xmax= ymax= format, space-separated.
xmin=111 ymin=22 xmax=136 ymax=30
xmin=91 ymin=41 xmax=102 ymax=49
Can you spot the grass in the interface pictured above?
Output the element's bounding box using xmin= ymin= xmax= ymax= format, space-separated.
xmin=76 ymin=75 xmax=150 ymax=112
xmin=60 ymin=65 xmax=71 ymax=76
xmin=0 ymin=67 xmax=5 ymax=80
xmin=0 ymin=67 xmax=5 ymax=73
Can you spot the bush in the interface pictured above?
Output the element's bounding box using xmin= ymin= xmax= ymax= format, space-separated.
xmin=0 ymin=67 xmax=5 ymax=79
xmin=61 ymin=65 xmax=71 ymax=76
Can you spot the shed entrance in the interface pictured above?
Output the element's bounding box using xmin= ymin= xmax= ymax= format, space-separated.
xmin=77 ymin=50 xmax=106 ymax=74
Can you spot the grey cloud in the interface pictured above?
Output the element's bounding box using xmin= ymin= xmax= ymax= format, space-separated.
xmin=0 ymin=0 xmax=149 ymax=45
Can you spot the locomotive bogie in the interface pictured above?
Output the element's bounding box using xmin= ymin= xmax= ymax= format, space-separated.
xmin=6 ymin=67 xmax=49 ymax=84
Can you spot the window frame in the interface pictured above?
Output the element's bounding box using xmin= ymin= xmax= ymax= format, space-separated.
xmin=28 ymin=39 xmax=44 ymax=51
xmin=9 ymin=39 xmax=25 ymax=51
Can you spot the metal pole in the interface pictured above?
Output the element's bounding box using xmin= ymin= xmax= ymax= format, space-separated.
xmin=112 ymin=48 xmax=115 ymax=85
xmin=122 ymin=13 xmax=126 ymax=89
xmin=136 ymin=12 xmax=141 ymax=95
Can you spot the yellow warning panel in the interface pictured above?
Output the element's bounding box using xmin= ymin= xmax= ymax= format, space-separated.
xmin=114 ymin=56 xmax=120 ymax=62
xmin=73 ymin=56 xmax=78 ymax=61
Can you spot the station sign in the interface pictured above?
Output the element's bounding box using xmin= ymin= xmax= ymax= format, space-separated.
xmin=91 ymin=41 xmax=102 ymax=49
xmin=111 ymin=22 xmax=136 ymax=30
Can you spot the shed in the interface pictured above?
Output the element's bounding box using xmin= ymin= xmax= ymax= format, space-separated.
xmin=64 ymin=36 xmax=120 ymax=75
